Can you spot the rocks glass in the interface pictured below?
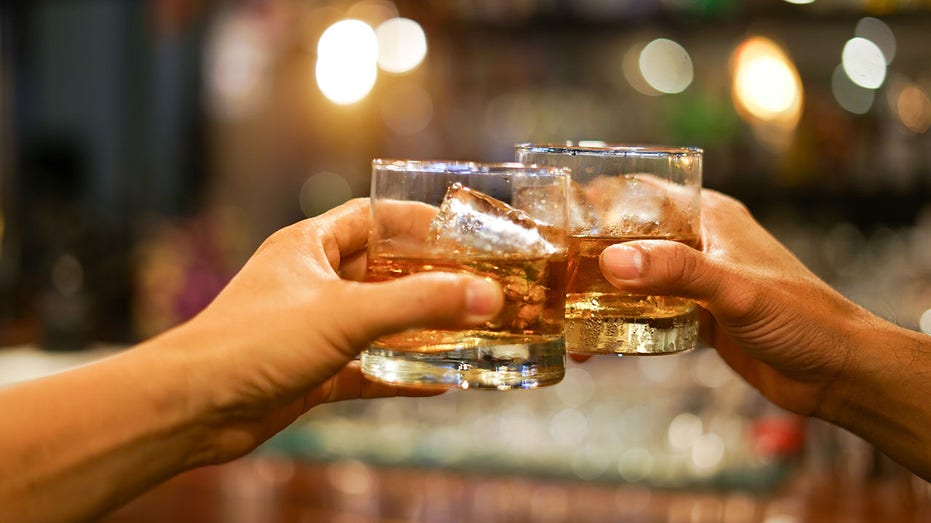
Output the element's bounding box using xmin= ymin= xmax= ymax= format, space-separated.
xmin=360 ymin=159 xmax=570 ymax=389
xmin=516 ymin=143 xmax=702 ymax=356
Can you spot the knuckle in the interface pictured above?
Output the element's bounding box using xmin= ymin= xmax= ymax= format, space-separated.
xmin=722 ymin=283 xmax=765 ymax=321
xmin=254 ymin=227 xmax=291 ymax=255
xmin=705 ymin=190 xmax=750 ymax=216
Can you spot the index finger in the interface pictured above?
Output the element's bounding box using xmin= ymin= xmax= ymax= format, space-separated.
xmin=309 ymin=198 xmax=439 ymax=275
xmin=369 ymin=199 xmax=440 ymax=257
xmin=313 ymin=198 xmax=372 ymax=259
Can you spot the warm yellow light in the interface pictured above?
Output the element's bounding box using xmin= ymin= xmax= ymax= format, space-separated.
xmin=731 ymin=37 xmax=803 ymax=125
xmin=316 ymin=19 xmax=378 ymax=105
xmin=738 ymin=57 xmax=796 ymax=115
xmin=376 ymin=18 xmax=427 ymax=74
xmin=897 ymin=85 xmax=931 ymax=134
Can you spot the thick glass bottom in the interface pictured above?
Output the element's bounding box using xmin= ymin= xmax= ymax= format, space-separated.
xmin=564 ymin=309 xmax=699 ymax=356
xmin=360 ymin=337 xmax=566 ymax=390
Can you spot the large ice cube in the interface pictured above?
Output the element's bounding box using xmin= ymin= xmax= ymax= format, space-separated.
xmin=580 ymin=175 xmax=692 ymax=237
xmin=427 ymin=183 xmax=558 ymax=257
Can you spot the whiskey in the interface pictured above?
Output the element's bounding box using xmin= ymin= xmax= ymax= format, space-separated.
xmin=361 ymin=253 xmax=568 ymax=389
xmin=565 ymin=235 xmax=700 ymax=355
xmin=367 ymin=253 xmax=567 ymax=351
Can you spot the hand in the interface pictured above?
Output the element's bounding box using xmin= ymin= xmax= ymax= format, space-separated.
xmin=153 ymin=198 xmax=504 ymax=465
xmin=598 ymin=189 xmax=931 ymax=480
xmin=597 ymin=189 xmax=871 ymax=418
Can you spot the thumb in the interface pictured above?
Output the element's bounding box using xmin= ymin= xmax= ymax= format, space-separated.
xmin=599 ymin=241 xmax=725 ymax=303
xmin=332 ymin=272 xmax=505 ymax=349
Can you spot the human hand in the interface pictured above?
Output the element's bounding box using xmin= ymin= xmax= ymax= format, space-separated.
xmin=153 ymin=198 xmax=504 ymax=465
xmin=597 ymin=189 xmax=871 ymax=418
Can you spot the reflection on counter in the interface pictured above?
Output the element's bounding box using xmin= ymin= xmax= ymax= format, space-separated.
xmin=265 ymin=352 xmax=802 ymax=492
xmin=100 ymin=453 xmax=931 ymax=523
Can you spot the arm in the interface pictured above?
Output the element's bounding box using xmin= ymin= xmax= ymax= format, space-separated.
xmin=599 ymin=189 xmax=931 ymax=480
xmin=0 ymin=199 xmax=504 ymax=523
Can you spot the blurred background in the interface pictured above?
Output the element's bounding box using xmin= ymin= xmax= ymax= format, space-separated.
xmin=1 ymin=0 xmax=930 ymax=521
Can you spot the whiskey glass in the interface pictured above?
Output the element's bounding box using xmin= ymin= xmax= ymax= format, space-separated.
xmin=516 ymin=143 xmax=702 ymax=356
xmin=360 ymin=159 xmax=570 ymax=389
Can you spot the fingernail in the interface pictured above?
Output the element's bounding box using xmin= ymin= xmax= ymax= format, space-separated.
xmin=465 ymin=279 xmax=502 ymax=317
xmin=601 ymin=244 xmax=643 ymax=280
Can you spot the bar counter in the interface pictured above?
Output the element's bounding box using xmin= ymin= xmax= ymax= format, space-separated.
xmin=2 ymin=346 xmax=929 ymax=522
xmin=100 ymin=457 xmax=930 ymax=522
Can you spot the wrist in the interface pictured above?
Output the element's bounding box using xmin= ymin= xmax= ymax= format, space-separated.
xmin=146 ymin=316 xmax=285 ymax=467
xmin=815 ymin=310 xmax=931 ymax=478
xmin=132 ymin=328 xmax=225 ymax=470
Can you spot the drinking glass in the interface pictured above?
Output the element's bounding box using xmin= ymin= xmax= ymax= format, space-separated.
xmin=516 ymin=143 xmax=702 ymax=355
xmin=360 ymin=159 xmax=570 ymax=389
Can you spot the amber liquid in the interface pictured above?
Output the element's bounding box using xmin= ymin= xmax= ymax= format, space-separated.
xmin=361 ymin=253 xmax=568 ymax=390
xmin=367 ymin=253 xmax=567 ymax=351
xmin=565 ymin=235 xmax=699 ymax=355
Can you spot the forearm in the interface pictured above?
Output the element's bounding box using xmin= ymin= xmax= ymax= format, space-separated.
xmin=820 ymin=315 xmax=931 ymax=480
xmin=0 ymin=342 xmax=209 ymax=523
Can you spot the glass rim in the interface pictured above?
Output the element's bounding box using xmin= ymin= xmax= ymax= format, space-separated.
xmin=372 ymin=158 xmax=571 ymax=176
xmin=515 ymin=142 xmax=703 ymax=157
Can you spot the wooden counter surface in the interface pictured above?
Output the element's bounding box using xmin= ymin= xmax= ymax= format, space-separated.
xmin=100 ymin=457 xmax=931 ymax=522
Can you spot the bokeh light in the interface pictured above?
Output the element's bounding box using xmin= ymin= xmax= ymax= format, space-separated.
xmin=842 ymin=37 xmax=886 ymax=90
xmin=896 ymin=85 xmax=931 ymax=134
xmin=52 ymin=254 xmax=84 ymax=295
xmin=783 ymin=0 xmax=815 ymax=4
xmin=482 ymin=92 xmax=538 ymax=151
xmin=690 ymin=433 xmax=725 ymax=473
xmin=618 ymin=448 xmax=654 ymax=482
xmin=550 ymin=408 xmax=588 ymax=446
xmin=623 ymin=41 xmax=661 ymax=96
xmin=316 ymin=19 xmax=379 ymax=104
xmin=205 ymin=12 xmax=270 ymax=119
xmin=832 ymin=64 xmax=874 ymax=115
xmin=376 ymin=18 xmax=428 ymax=74
xmin=920 ymin=308 xmax=931 ymax=335
xmin=380 ymin=82 xmax=433 ymax=135
xmin=691 ymin=349 xmax=735 ymax=388
xmin=300 ymin=172 xmax=354 ymax=217
xmin=326 ymin=459 xmax=375 ymax=496
xmin=667 ymin=413 xmax=703 ymax=451
xmin=556 ymin=367 xmax=596 ymax=408
xmin=855 ymin=17 xmax=896 ymax=65
xmin=639 ymin=38 xmax=694 ymax=94
xmin=731 ymin=36 xmax=803 ymax=125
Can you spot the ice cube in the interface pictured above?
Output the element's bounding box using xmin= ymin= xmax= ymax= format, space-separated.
xmin=580 ymin=175 xmax=690 ymax=237
xmin=512 ymin=179 xmax=566 ymax=229
xmin=568 ymin=181 xmax=599 ymax=235
xmin=427 ymin=183 xmax=558 ymax=257
xmin=593 ymin=176 xmax=664 ymax=236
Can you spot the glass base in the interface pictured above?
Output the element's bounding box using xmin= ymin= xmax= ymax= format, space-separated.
xmin=360 ymin=338 xmax=566 ymax=390
xmin=564 ymin=314 xmax=698 ymax=356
